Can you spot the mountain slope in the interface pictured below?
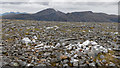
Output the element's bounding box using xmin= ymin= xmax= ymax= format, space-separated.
xmin=0 ymin=12 xmax=27 ymax=16
xmin=2 ymin=8 xmax=118 ymax=22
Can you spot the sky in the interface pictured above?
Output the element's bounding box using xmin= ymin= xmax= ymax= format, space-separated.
xmin=0 ymin=0 xmax=119 ymax=15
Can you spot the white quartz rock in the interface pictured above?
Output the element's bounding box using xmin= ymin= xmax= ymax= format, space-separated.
xmin=33 ymin=36 xmax=37 ymax=39
xmin=77 ymin=43 xmax=83 ymax=48
xmin=91 ymin=41 xmax=98 ymax=45
xmin=114 ymin=32 xmax=118 ymax=35
xmin=55 ymin=43 xmax=61 ymax=47
xmin=51 ymin=46 xmax=55 ymax=48
xmin=82 ymin=40 xmax=91 ymax=46
xmin=67 ymin=46 xmax=72 ymax=50
xmin=44 ymin=45 xmax=50 ymax=48
xmin=46 ymin=27 xmax=53 ymax=29
xmin=73 ymin=54 xmax=78 ymax=58
xmin=32 ymin=39 xmax=36 ymax=43
xmin=35 ymin=43 xmax=44 ymax=47
xmin=71 ymin=58 xmax=79 ymax=63
xmin=84 ymin=47 xmax=89 ymax=53
xmin=22 ymin=37 xmax=31 ymax=44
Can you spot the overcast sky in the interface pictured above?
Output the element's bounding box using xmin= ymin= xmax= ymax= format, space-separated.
xmin=0 ymin=0 xmax=119 ymax=15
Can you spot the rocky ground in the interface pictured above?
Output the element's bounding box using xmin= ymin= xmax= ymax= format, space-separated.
xmin=1 ymin=19 xmax=120 ymax=67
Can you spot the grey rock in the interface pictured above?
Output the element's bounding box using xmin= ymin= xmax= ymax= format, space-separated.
xmin=63 ymin=64 xmax=68 ymax=67
xmin=100 ymin=55 xmax=104 ymax=59
xmin=18 ymin=60 xmax=27 ymax=66
xmin=109 ymin=62 xmax=115 ymax=66
xmin=26 ymin=63 xmax=34 ymax=66
xmin=89 ymin=62 xmax=95 ymax=66
xmin=73 ymin=62 xmax=78 ymax=66
xmin=102 ymin=59 xmax=106 ymax=63
xmin=10 ymin=62 xmax=19 ymax=66
xmin=37 ymin=64 xmax=46 ymax=66
xmin=63 ymin=60 xmax=69 ymax=63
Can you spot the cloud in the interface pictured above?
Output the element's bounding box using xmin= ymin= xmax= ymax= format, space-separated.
xmin=0 ymin=0 xmax=118 ymax=15
xmin=48 ymin=2 xmax=118 ymax=14
xmin=0 ymin=0 xmax=29 ymax=2
xmin=0 ymin=2 xmax=49 ymax=6
xmin=0 ymin=3 xmax=49 ymax=14
xmin=0 ymin=0 xmax=119 ymax=2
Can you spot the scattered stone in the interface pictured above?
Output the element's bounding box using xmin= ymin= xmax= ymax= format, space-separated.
xmin=89 ymin=62 xmax=95 ymax=66
xmin=102 ymin=59 xmax=106 ymax=63
xmin=100 ymin=55 xmax=105 ymax=59
xmin=109 ymin=62 xmax=115 ymax=66
xmin=60 ymin=55 xmax=68 ymax=60
xmin=22 ymin=37 xmax=31 ymax=44
xmin=2 ymin=20 xmax=119 ymax=67
xmin=10 ymin=62 xmax=19 ymax=66
xmin=26 ymin=64 xmax=34 ymax=66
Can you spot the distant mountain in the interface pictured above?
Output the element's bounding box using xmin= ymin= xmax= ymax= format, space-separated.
xmin=2 ymin=8 xmax=118 ymax=22
xmin=0 ymin=12 xmax=27 ymax=16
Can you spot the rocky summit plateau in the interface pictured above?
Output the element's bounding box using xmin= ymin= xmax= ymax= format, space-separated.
xmin=1 ymin=19 xmax=120 ymax=67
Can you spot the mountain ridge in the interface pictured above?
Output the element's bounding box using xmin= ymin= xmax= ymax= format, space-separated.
xmin=2 ymin=8 xmax=118 ymax=22
xmin=0 ymin=12 xmax=27 ymax=16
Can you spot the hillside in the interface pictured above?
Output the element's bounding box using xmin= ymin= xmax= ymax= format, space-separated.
xmin=2 ymin=8 xmax=118 ymax=22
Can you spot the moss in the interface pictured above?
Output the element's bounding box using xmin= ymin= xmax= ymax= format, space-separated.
xmin=7 ymin=38 xmax=14 ymax=42
xmin=94 ymin=50 xmax=120 ymax=66
xmin=113 ymin=39 xmax=117 ymax=42
xmin=26 ymin=29 xmax=31 ymax=31
xmin=27 ymin=43 xmax=31 ymax=46
xmin=25 ymin=32 xmax=30 ymax=35
xmin=51 ymin=55 xmax=57 ymax=58
xmin=50 ymin=62 xmax=56 ymax=66
xmin=90 ymin=27 xmax=94 ymax=29
xmin=68 ymin=62 xmax=73 ymax=66
xmin=34 ymin=28 xmax=40 ymax=31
